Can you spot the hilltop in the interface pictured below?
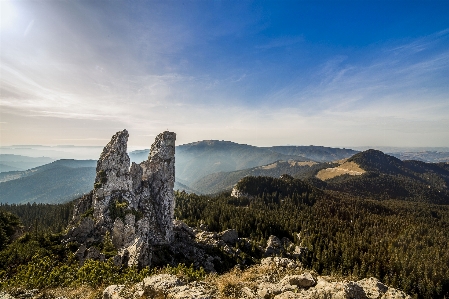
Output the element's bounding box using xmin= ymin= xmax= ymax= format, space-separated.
xmin=315 ymin=149 xmax=449 ymax=204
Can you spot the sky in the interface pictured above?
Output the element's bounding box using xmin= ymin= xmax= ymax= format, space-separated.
xmin=1 ymin=0 xmax=449 ymax=148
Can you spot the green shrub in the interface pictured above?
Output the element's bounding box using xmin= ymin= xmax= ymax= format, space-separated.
xmin=164 ymin=263 xmax=206 ymax=282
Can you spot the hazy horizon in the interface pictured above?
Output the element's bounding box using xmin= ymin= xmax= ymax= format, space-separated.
xmin=1 ymin=1 xmax=449 ymax=148
xmin=2 ymin=142 xmax=449 ymax=161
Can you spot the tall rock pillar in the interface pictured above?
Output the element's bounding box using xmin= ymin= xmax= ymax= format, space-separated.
xmin=141 ymin=131 xmax=176 ymax=244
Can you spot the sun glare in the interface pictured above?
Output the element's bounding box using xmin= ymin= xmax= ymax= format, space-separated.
xmin=0 ymin=0 xmax=16 ymax=30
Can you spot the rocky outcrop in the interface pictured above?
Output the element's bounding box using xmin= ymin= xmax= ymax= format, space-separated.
xmin=101 ymin=257 xmax=411 ymax=299
xmin=65 ymin=130 xmax=176 ymax=268
xmin=103 ymin=274 xmax=216 ymax=299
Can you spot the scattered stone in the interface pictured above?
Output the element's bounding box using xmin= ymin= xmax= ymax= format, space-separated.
xmin=169 ymin=281 xmax=216 ymax=299
xmin=103 ymin=285 xmax=125 ymax=299
xmin=241 ymin=287 xmax=258 ymax=299
xmin=0 ymin=292 xmax=15 ymax=299
xmin=173 ymin=220 xmax=196 ymax=237
xmin=261 ymin=257 xmax=299 ymax=269
xmin=219 ymin=229 xmax=238 ymax=244
xmin=356 ymin=277 xmax=388 ymax=299
xmin=280 ymin=273 xmax=316 ymax=288
xmin=142 ymin=274 xmax=185 ymax=297
xmin=265 ymin=235 xmax=283 ymax=256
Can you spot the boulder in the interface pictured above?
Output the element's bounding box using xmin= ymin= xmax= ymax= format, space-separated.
xmin=356 ymin=277 xmax=388 ymax=299
xmin=142 ymin=274 xmax=185 ymax=297
xmin=261 ymin=257 xmax=298 ymax=269
xmin=103 ymin=285 xmax=125 ymax=299
xmin=220 ymin=229 xmax=238 ymax=244
xmin=265 ymin=235 xmax=283 ymax=256
xmin=169 ymin=282 xmax=216 ymax=299
xmin=280 ymin=273 xmax=316 ymax=288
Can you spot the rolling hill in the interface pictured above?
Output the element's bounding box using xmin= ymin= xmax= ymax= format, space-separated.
xmin=267 ymin=145 xmax=358 ymax=162
xmin=318 ymin=149 xmax=449 ymax=204
xmin=191 ymin=160 xmax=330 ymax=194
xmin=175 ymin=140 xmax=308 ymax=185
xmin=0 ymin=159 xmax=97 ymax=204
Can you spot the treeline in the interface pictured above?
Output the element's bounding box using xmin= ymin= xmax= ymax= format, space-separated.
xmin=0 ymin=201 xmax=74 ymax=234
xmin=175 ymin=187 xmax=449 ymax=298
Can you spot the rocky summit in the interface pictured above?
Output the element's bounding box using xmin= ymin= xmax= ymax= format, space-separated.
xmin=65 ymin=130 xmax=176 ymax=268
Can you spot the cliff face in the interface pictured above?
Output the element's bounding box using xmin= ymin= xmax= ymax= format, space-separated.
xmin=65 ymin=130 xmax=176 ymax=268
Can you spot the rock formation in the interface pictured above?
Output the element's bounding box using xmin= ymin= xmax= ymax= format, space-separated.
xmin=102 ymin=257 xmax=411 ymax=299
xmin=65 ymin=129 xmax=176 ymax=268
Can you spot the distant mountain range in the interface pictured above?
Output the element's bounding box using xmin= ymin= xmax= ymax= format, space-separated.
xmin=0 ymin=160 xmax=96 ymax=204
xmin=0 ymin=155 xmax=54 ymax=173
xmin=389 ymin=151 xmax=449 ymax=163
xmin=190 ymin=160 xmax=329 ymax=194
xmin=130 ymin=141 xmax=357 ymax=185
xmin=1 ymin=140 xmax=448 ymax=204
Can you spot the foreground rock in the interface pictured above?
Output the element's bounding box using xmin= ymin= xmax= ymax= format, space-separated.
xmin=102 ymin=257 xmax=411 ymax=299
xmin=65 ymin=130 xmax=176 ymax=267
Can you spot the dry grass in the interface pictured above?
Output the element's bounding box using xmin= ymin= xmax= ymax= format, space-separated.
xmin=261 ymin=162 xmax=278 ymax=170
xmin=2 ymin=262 xmax=320 ymax=299
xmin=207 ymin=261 xmax=307 ymax=299
xmin=4 ymin=285 xmax=103 ymax=299
xmin=316 ymin=161 xmax=365 ymax=180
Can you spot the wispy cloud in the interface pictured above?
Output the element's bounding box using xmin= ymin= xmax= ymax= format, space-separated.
xmin=1 ymin=1 xmax=448 ymax=147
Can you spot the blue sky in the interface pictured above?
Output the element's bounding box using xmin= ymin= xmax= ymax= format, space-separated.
xmin=1 ymin=0 xmax=449 ymax=148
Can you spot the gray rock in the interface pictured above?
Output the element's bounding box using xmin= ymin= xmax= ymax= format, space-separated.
xmin=173 ymin=220 xmax=196 ymax=237
xmin=381 ymin=288 xmax=411 ymax=299
xmin=130 ymin=162 xmax=143 ymax=191
xmin=280 ymin=273 xmax=316 ymax=288
xmin=0 ymin=292 xmax=15 ymax=299
xmin=111 ymin=218 xmax=125 ymax=248
xmin=292 ymin=246 xmax=307 ymax=259
xmin=66 ymin=216 xmax=94 ymax=244
xmin=257 ymin=281 xmax=297 ymax=299
xmin=103 ymin=285 xmax=125 ymax=299
xmin=356 ymin=277 xmax=388 ymax=299
xmin=169 ymin=282 xmax=216 ymax=299
xmin=220 ymin=229 xmax=238 ymax=244
xmin=86 ymin=246 xmax=105 ymax=262
xmin=142 ymin=274 xmax=185 ymax=297
xmin=261 ymin=257 xmax=298 ymax=269
xmin=74 ymin=244 xmax=87 ymax=265
xmin=241 ymin=287 xmax=258 ymax=299
xmin=265 ymin=235 xmax=283 ymax=256
xmin=66 ymin=130 xmax=176 ymax=268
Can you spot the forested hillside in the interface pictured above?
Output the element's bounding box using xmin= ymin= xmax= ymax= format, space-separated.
xmin=321 ymin=150 xmax=449 ymax=204
xmin=0 ymin=167 xmax=96 ymax=204
xmin=1 ymin=172 xmax=449 ymax=298
xmin=175 ymin=140 xmax=305 ymax=185
xmin=176 ymin=176 xmax=449 ymax=298
xmin=191 ymin=160 xmax=328 ymax=194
